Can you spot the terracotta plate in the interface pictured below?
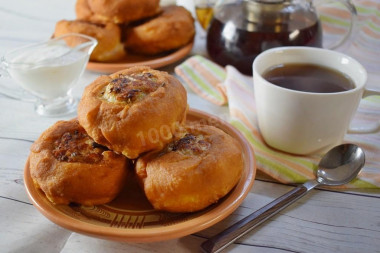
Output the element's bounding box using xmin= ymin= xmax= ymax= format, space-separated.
xmin=24 ymin=108 xmax=256 ymax=242
xmin=86 ymin=42 xmax=194 ymax=74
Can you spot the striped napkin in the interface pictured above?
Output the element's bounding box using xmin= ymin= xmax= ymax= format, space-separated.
xmin=175 ymin=56 xmax=380 ymax=189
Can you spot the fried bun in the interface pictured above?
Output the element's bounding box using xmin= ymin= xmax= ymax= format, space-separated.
xmin=135 ymin=125 xmax=244 ymax=213
xmin=29 ymin=119 xmax=129 ymax=206
xmin=125 ymin=6 xmax=195 ymax=55
xmin=54 ymin=19 xmax=126 ymax=62
xmin=76 ymin=0 xmax=161 ymax=24
xmin=77 ymin=66 xmax=188 ymax=159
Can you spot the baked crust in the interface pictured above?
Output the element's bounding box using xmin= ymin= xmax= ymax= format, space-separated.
xmin=29 ymin=119 xmax=128 ymax=206
xmin=76 ymin=0 xmax=161 ymax=24
xmin=125 ymin=6 xmax=195 ymax=55
xmin=135 ymin=125 xmax=244 ymax=213
xmin=77 ymin=66 xmax=188 ymax=159
xmin=54 ymin=19 xmax=126 ymax=62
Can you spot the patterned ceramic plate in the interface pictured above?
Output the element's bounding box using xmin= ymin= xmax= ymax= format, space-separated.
xmin=86 ymin=42 xmax=194 ymax=74
xmin=24 ymin=108 xmax=256 ymax=242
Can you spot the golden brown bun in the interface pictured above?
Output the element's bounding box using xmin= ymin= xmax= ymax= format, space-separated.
xmin=54 ymin=19 xmax=126 ymax=62
xmin=125 ymin=6 xmax=195 ymax=55
xmin=76 ymin=0 xmax=161 ymax=24
xmin=77 ymin=66 xmax=188 ymax=159
xmin=75 ymin=0 xmax=93 ymax=22
xmin=29 ymin=119 xmax=129 ymax=206
xmin=135 ymin=125 xmax=244 ymax=213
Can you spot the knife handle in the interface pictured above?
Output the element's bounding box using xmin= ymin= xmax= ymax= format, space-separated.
xmin=201 ymin=181 xmax=318 ymax=253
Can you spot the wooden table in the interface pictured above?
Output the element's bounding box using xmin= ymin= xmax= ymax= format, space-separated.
xmin=1 ymin=1 xmax=379 ymax=252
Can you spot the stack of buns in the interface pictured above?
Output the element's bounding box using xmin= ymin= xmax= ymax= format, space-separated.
xmin=29 ymin=66 xmax=243 ymax=213
xmin=53 ymin=0 xmax=195 ymax=62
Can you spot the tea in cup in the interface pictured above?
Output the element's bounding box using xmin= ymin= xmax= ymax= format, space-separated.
xmin=253 ymin=46 xmax=379 ymax=155
xmin=0 ymin=33 xmax=97 ymax=116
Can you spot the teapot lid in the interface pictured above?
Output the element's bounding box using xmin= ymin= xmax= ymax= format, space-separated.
xmin=243 ymin=0 xmax=291 ymax=23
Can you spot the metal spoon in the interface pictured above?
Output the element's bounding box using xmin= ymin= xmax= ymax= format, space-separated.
xmin=201 ymin=144 xmax=365 ymax=253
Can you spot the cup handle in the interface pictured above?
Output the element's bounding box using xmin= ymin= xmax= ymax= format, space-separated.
xmin=0 ymin=66 xmax=36 ymax=102
xmin=315 ymin=0 xmax=357 ymax=50
xmin=348 ymin=89 xmax=380 ymax=134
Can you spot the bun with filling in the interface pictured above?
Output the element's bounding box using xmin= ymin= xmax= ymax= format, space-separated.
xmin=125 ymin=6 xmax=195 ymax=55
xmin=77 ymin=66 xmax=188 ymax=159
xmin=135 ymin=124 xmax=244 ymax=212
xmin=29 ymin=119 xmax=129 ymax=206
xmin=76 ymin=0 xmax=161 ymax=24
xmin=54 ymin=19 xmax=126 ymax=62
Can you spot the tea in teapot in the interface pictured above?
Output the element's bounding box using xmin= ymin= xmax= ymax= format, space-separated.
xmin=207 ymin=0 xmax=356 ymax=75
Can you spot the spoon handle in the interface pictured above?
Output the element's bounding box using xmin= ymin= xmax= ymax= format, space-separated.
xmin=201 ymin=180 xmax=319 ymax=253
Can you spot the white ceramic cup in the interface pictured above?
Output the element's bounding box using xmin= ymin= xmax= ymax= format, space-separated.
xmin=253 ymin=46 xmax=379 ymax=155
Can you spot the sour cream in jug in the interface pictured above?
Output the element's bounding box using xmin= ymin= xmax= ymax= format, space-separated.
xmin=0 ymin=33 xmax=97 ymax=116
xmin=6 ymin=41 xmax=89 ymax=100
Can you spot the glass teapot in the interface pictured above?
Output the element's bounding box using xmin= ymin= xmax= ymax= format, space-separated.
xmin=206 ymin=0 xmax=357 ymax=75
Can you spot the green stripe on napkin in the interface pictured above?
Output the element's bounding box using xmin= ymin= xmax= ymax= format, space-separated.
xmin=175 ymin=56 xmax=227 ymax=105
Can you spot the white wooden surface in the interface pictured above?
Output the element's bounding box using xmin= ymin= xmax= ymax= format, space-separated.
xmin=1 ymin=1 xmax=380 ymax=253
